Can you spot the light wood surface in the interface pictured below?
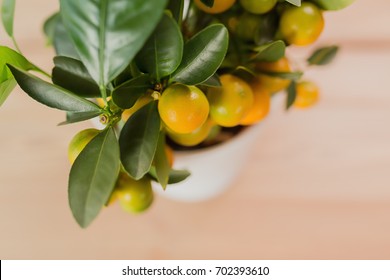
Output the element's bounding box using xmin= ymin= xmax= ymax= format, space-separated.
xmin=1 ymin=0 xmax=390 ymax=259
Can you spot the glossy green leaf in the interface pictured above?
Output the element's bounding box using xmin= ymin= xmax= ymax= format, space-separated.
xmin=53 ymin=17 xmax=80 ymax=59
xmin=167 ymin=0 xmax=184 ymax=24
xmin=251 ymin=40 xmax=286 ymax=62
xmin=153 ymin=131 xmax=170 ymax=189
xmin=58 ymin=111 xmax=102 ymax=126
xmin=286 ymin=80 xmax=297 ymax=110
xmin=149 ymin=167 xmax=191 ymax=185
xmin=200 ymin=73 xmax=221 ymax=87
xmin=171 ymin=24 xmax=229 ymax=85
xmin=0 ymin=78 xmax=16 ymax=106
xmin=311 ymin=0 xmax=355 ymax=10
xmin=43 ymin=13 xmax=60 ymax=46
xmin=0 ymin=46 xmax=35 ymax=83
xmin=168 ymin=169 xmax=191 ymax=184
xmin=69 ymin=127 xmax=120 ymax=228
xmin=285 ymin=0 xmax=301 ymax=6
xmin=0 ymin=47 xmax=38 ymax=106
xmin=260 ymin=70 xmax=303 ymax=81
xmin=135 ymin=13 xmax=183 ymax=81
xmin=1 ymin=0 xmax=15 ymax=37
xmin=52 ymin=56 xmax=101 ymax=98
xmin=119 ymin=101 xmax=160 ymax=180
xmin=111 ymin=75 xmax=152 ymax=109
xmin=8 ymin=65 xmax=101 ymax=112
xmin=59 ymin=0 xmax=168 ymax=87
xmin=308 ymin=46 xmax=339 ymax=66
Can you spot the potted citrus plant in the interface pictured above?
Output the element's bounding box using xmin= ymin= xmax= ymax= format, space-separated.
xmin=0 ymin=0 xmax=354 ymax=228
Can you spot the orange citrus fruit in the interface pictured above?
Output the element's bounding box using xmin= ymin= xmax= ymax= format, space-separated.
xmin=294 ymin=81 xmax=320 ymax=109
xmin=167 ymin=118 xmax=214 ymax=147
xmin=208 ymin=74 xmax=254 ymax=127
xmin=279 ymin=2 xmax=324 ymax=46
xmin=158 ymin=84 xmax=209 ymax=134
xmin=255 ymin=57 xmax=292 ymax=93
xmin=194 ymin=0 xmax=236 ymax=14
xmin=116 ymin=173 xmax=154 ymax=213
xmin=240 ymin=79 xmax=271 ymax=125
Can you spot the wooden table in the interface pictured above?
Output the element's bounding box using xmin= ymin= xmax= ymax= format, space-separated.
xmin=1 ymin=0 xmax=390 ymax=259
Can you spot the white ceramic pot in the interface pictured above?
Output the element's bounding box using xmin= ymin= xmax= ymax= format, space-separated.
xmin=152 ymin=122 xmax=264 ymax=202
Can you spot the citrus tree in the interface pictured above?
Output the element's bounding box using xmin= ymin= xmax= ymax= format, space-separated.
xmin=0 ymin=0 xmax=354 ymax=227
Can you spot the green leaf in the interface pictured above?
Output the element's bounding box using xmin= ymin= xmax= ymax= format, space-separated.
xmin=0 ymin=46 xmax=35 ymax=83
xmin=167 ymin=0 xmax=184 ymax=24
xmin=286 ymin=80 xmax=297 ymax=110
xmin=149 ymin=167 xmax=190 ymax=185
xmin=1 ymin=0 xmax=15 ymax=37
xmin=311 ymin=0 xmax=355 ymax=10
xmin=200 ymin=73 xmax=221 ymax=87
xmin=251 ymin=40 xmax=286 ymax=62
xmin=52 ymin=56 xmax=101 ymax=98
xmin=53 ymin=16 xmax=80 ymax=59
xmin=0 ymin=78 xmax=16 ymax=106
xmin=8 ymin=65 xmax=101 ymax=112
xmin=153 ymin=131 xmax=170 ymax=190
xmin=135 ymin=13 xmax=183 ymax=81
xmin=168 ymin=169 xmax=191 ymax=184
xmin=111 ymin=75 xmax=152 ymax=109
xmin=308 ymin=46 xmax=339 ymax=66
xmin=43 ymin=13 xmax=60 ymax=46
xmin=58 ymin=111 xmax=102 ymax=126
xmin=119 ymin=101 xmax=160 ymax=180
xmin=69 ymin=127 xmax=120 ymax=228
xmin=171 ymin=24 xmax=229 ymax=85
xmin=260 ymin=70 xmax=303 ymax=81
xmin=285 ymin=0 xmax=301 ymax=6
xmin=0 ymin=46 xmax=37 ymax=106
xmin=59 ymin=0 xmax=168 ymax=87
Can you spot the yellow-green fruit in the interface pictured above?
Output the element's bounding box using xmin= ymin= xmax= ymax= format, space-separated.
xmin=208 ymin=74 xmax=254 ymax=127
xmin=68 ymin=128 xmax=100 ymax=164
xmin=116 ymin=173 xmax=154 ymax=213
xmin=158 ymin=84 xmax=209 ymax=134
xmin=167 ymin=119 xmax=214 ymax=147
xmin=240 ymin=0 xmax=277 ymax=14
xmin=279 ymin=2 xmax=324 ymax=46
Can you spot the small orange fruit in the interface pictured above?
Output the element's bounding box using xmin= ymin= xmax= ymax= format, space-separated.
xmin=194 ymin=0 xmax=236 ymax=14
xmin=167 ymin=118 xmax=214 ymax=147
xmin=158 ymin=84 xmax=209 ymax=134
xmin=255 ymin=57 xmax=292 ymax=93
xmin=279 ymin=2 xmax=324 ymax=46
xmin=116 ymin=173 xmax=154 ymax=213
xmin=294 ymin=81 xmax=320 ymax=109
xmin=240 ymin=79 xmax=270 ymax=125
xmin=208 ymin=74 xmax=254 ymax=127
